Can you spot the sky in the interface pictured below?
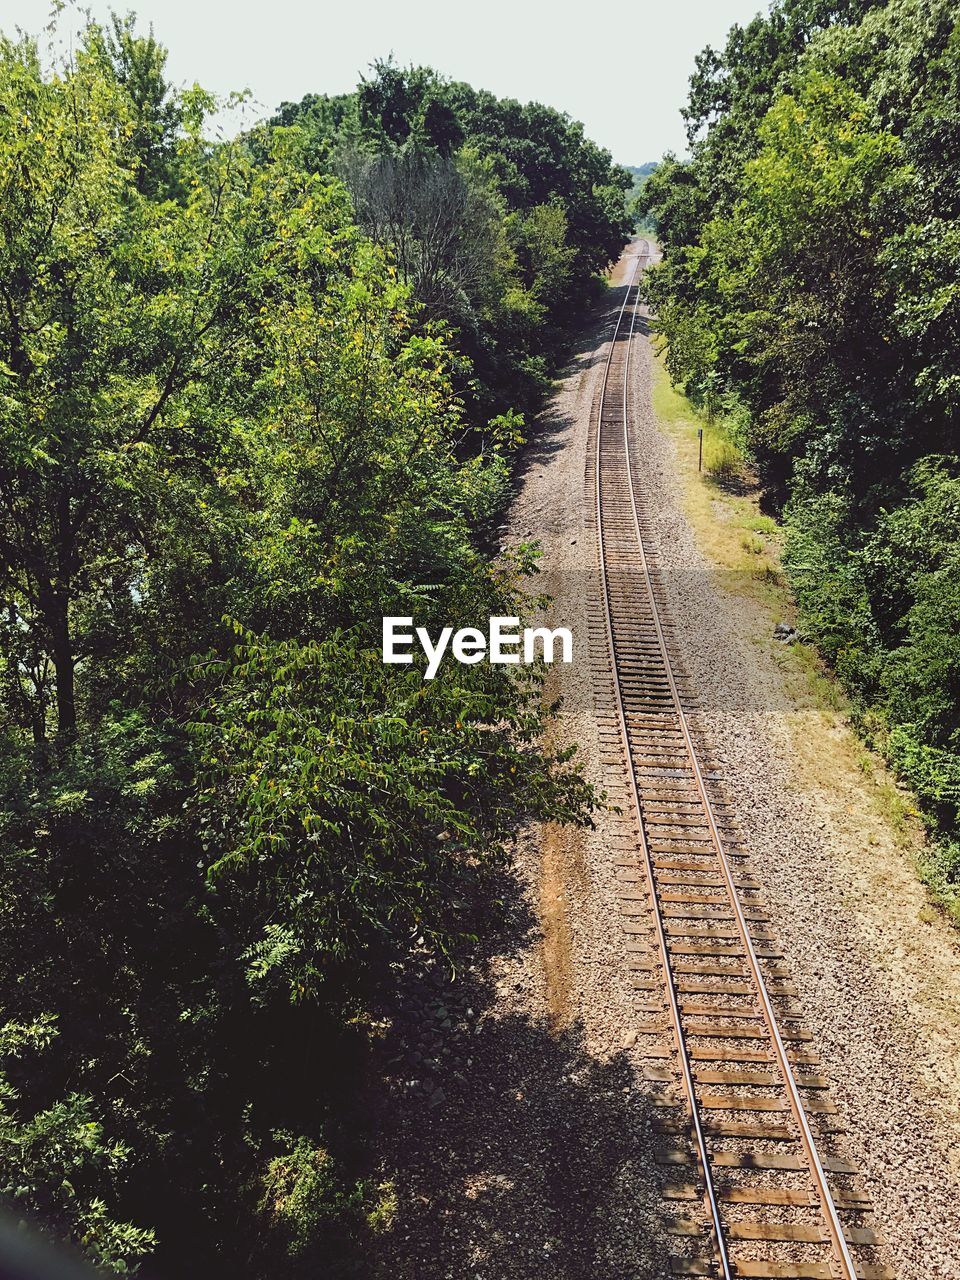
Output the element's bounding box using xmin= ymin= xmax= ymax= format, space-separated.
xmin=2 ymin=0 xmax=768 ymax=163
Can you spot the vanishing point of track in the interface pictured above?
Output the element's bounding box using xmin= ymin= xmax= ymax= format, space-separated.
xmin=586 ymin=242 xmax=893 ymax=1280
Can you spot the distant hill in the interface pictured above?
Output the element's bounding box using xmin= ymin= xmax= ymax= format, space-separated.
xmin=625 ymin=163 xmax=658 ymax=230
xmin=625 ymin=162 xmax=658 ymax=196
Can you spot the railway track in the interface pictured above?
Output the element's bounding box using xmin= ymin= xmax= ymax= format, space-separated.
xmin=584 ymin=242 xmax=893 ymax=1280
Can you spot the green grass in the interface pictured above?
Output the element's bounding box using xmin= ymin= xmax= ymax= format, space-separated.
xmin=651 ymin=359 xmax=746 ymax=481
xmin=743 ymin=512 xmax=778 ymax=536
xmin=650 ymin=356 xmax=782 ymax=600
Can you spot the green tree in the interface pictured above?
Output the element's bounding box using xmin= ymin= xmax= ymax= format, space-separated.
xmin=0 ymin=19 xmax=602 ymax=1275
xmin=0 ymin=30 xmax=257 ymax=744
xmin=268 ymin=63 xmax=632 ymax=417
xmin=97 ymin=13 xmax=183 ymax=196
xmin=0 ymin=1016 xmax=155 ymax=1273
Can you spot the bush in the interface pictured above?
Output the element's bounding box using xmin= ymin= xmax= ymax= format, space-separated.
xmin=0 ymin=1018 xmax=155 ymax=1274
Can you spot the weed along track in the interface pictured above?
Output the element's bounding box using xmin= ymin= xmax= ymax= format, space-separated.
xmin=585 ymin=243 xmax=893 ymax=1280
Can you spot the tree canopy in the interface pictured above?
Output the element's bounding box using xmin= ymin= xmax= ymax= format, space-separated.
xmin=0 ymin=18 xmax=623 ymax=1275
xmin=263 ymin=60 xmax=632 ymax=418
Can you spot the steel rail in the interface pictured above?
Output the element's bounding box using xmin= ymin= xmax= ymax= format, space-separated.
xmin=593 ymin=241 xmax=734 ymax=1279
xmin=600 ymin=240 xmax=859 ymax=1279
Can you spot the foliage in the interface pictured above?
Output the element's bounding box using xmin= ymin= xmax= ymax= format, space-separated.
xmin=0 ymin=14 xmax=610 ymax=1275
xmin=258 ymin=1136 xmax=358 ymax=1264
xmin=624 ymin=162 xmax=658 ymax=230
xmin=646 ymin=0 xmax=960 ymax=884
xmin=192 ymin=617 xmax=594 ymax=1007
xmin=0 ymin=1017 xmax=155 ymax=1273
xmin=253 ymin=1130 xmax=395 ymax=1277
xmin=264 ymin=59 xmax=633 ymax=418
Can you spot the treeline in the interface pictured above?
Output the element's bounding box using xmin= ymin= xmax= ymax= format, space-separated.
xmin=262 ymin=59 xmax=632 ymax=421
xmin=641 ymin=0 xmax=960 ymax=902
xmin=0 ymin=16 xmax=626 ymax=1275
xmin=624 ymin=163 xmax=658 ymax=230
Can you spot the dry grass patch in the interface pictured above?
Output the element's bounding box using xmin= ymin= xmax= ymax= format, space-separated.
xmin=650 ymin=356 xmax=782 ymax=602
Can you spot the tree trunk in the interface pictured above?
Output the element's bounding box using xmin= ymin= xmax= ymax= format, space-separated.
xmin=53 ymin=491 xmax=77 ymax=740
xmin=35 ymin=492 xmax=78 ymax=742
xmin=49 ymin=590 xmax=76 ymax=740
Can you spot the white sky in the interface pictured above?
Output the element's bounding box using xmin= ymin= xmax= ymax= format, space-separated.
xmin=3 ymin=0 xmax=767 ymax=163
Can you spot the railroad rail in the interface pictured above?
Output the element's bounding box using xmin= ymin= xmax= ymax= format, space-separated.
xmin=585 ymin=242 xmax=893 ymax=1280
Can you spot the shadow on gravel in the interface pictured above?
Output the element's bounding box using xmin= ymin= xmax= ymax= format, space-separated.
xmin=366 ymin=862 xmax=667 ymax=1280
xmin=364 ymin=274 xmax=668 ymax=1279
xmin=506 ymin=283 xmax=638 ymax=502
xmin=510 ymin=404 xmax=576 ymax=483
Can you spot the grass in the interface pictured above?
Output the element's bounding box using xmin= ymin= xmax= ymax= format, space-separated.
xmin=706 ymin=439 xmax=744 ymax=486
xmin=650 ymin=355 xmax=785 ymax=606
xmin=649 ymin=349 xmax=960 ymax=925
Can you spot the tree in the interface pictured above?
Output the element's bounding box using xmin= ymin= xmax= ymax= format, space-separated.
xmin=0 ymin=1016 xmax=155 ymax=1273
xmin=0 ymin=31 xmax=256 ymax=744
xmin=269 ymin=63 xmax=632 ymax=416
xmin=98 ymin=13 xmax=182 ymax=196
xmin=0 ymin=20 xmax=603 ymax=1274
xmin=334 ymin=144 xmax=510 ymax=328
